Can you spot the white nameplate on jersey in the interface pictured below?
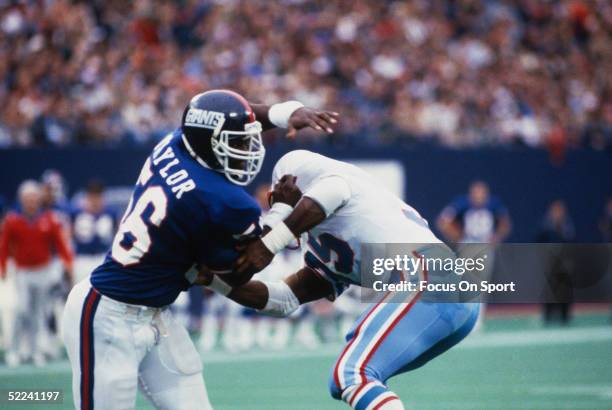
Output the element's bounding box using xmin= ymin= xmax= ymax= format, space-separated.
xmin=184 ymin=108 xmax=225 ymax=130
xmin=151 ymin=137 xmax=196 ymax=199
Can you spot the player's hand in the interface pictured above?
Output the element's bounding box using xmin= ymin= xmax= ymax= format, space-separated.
xmin=286 ymin=108 xmax=339 ymax=139
xmin=193 ymin=265 xmax=214 ymax=286
xmin=271 ymin=174 xmax=302 ymax=207
xmin=235 ymin=239 xmax=274 ymax=274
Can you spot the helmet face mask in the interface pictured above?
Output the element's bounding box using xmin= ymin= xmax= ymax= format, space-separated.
xmin=181 ymin=90 xmax=266 ymax=186
xmin=212 ymin=121 xmax=265 ymax=186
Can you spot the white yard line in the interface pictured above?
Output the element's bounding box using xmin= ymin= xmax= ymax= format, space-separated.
xmin=530 ymin=385 xmax=612 ymax=400
xmin=458 ymin=326 xmax=612 ymax=349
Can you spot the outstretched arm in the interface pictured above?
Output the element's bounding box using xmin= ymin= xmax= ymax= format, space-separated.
xmin=250 ymin=102 xmax=339 ymax=138
xmin=197 ymin=266 xmax=334 ymax=317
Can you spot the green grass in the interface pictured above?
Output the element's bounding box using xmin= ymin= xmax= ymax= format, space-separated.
xmin=1 ymin=314 xmax=612 ymax=409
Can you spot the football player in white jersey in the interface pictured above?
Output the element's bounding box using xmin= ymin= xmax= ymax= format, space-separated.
xmin=200 ymin=150 xmax=480 ymax=410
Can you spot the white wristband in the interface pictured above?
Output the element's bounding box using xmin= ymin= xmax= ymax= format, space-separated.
xmin=268 ymin=101 xmax=305 ymax=128
xmin=206 ymin=275 xmax=232 ymax=296
xmin=260 ymin=280 xmax=300 ymax=317
xmin=261 ymin=202 xmax=293 ymax=228
xmin=260 ymin=222 xmax=295 ymax=254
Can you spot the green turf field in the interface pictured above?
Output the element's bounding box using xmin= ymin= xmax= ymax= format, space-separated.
xmin=1 ymin=313 xmax=611 ymax=409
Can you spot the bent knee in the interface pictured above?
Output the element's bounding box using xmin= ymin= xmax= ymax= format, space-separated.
xmin=329 ymin=362 xmax=381 ymax=399
xmin=329 ymin=368 xmax=383 ymax=403
xmin=332 ymin=380 xmax=392 ymax=409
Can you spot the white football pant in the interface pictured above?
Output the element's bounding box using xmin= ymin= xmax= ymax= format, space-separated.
xmin=62 ymin=279 xmax=212 ymax=410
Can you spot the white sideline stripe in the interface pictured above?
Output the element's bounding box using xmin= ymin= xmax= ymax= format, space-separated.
xmin=458 ymin=326 xmax=612 ymax=349
xmin=530 ymin=384 xmax=612 ymax=399
xmin=1 ymin=327 xmax=611 ymax=376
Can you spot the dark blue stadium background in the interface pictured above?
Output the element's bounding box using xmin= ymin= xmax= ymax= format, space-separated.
xmin=1 ymin=142 xmax=610 ymax=242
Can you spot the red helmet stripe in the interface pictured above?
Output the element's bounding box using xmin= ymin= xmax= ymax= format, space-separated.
xmin=218 ymin=89 xmax=255 ymax=122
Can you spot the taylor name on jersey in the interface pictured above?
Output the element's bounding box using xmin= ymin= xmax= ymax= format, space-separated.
xmin=91 ymin=130 xmax=261 ymax=307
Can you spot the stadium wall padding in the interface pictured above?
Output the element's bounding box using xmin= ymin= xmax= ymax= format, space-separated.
xmin=1 ymin=144 xmax=610 ymax=242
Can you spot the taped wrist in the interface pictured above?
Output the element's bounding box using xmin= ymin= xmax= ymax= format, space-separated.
xmin=206 ymin=275 xmax=232 ymax=296
xmin=268 ymin=101 xmax=305 ymax=128
xmin=261 ymin=202 xmax=293 ymax=229
xmin=260 ymin=221 xmax=295 ymax=254
xmin=260 ymin=280 xmax=300 ymax=317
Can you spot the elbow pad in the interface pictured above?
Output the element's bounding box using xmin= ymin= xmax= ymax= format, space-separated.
xmin=303 ymin=175 xmax=351 ymax=217
xmin=260 ymin=281 xmax=300 ymax=317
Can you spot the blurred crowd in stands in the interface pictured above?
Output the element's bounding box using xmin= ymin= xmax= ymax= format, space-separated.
xmin=0 ymin=0 xmax=611 ymax=149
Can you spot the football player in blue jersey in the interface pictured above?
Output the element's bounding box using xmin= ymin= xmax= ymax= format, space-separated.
xmin=436 ymin=180 xmax=511 ymax=330
xmin=61 ymin=89 xmax=339 ymax=410
xmin=71 ymin=180 xmax=118 ymax=283
xmin=436 ymin=180 xmax=511 ymax=244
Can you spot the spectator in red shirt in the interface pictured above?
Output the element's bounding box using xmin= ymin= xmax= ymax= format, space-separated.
xmin=0 ymin=180 xmax=73 ymax=367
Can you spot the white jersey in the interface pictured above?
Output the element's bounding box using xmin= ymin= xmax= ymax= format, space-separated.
xmin=271 ymin=150 xmax=442 ymax=296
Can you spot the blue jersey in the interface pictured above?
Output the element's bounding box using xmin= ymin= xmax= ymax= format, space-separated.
xmin=441 ymin=195 xmax=508 ymax=242
xmin=71 ymin=207 xmax=117 ymax=255
xmin=91 ymin=130 xmax=261 ymax=307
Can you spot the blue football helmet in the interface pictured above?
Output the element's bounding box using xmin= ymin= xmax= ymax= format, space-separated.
xmin=181 ymin=89 xmax=265 ymax=186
